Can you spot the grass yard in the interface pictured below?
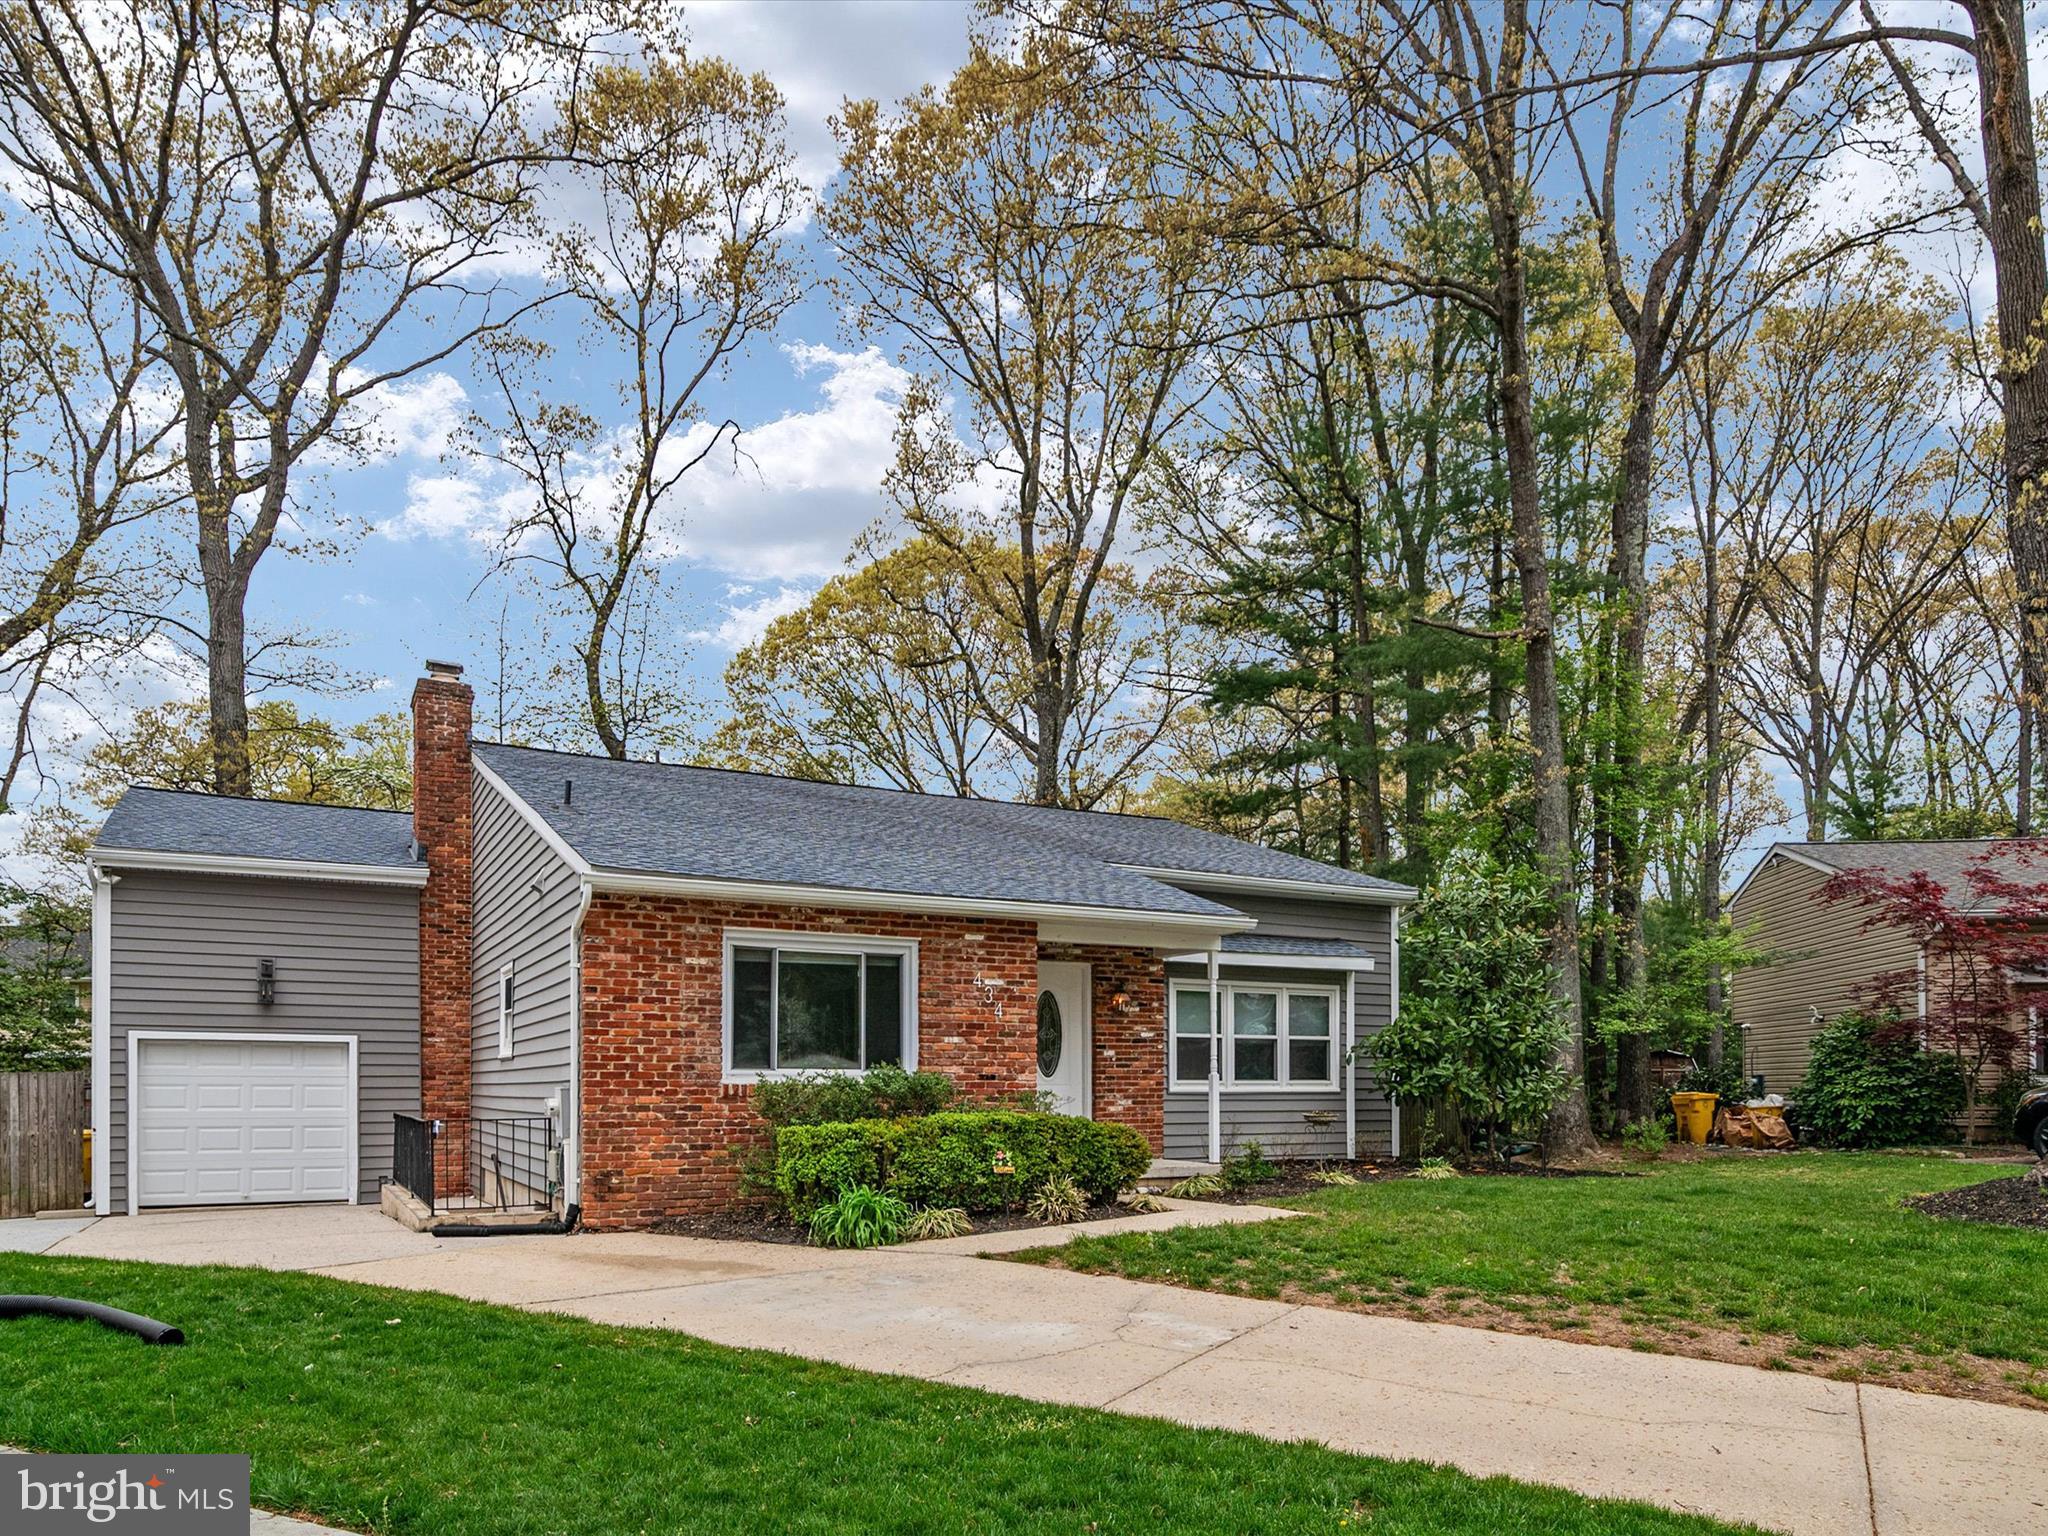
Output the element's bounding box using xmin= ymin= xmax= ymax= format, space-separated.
xmin=1031 ymin=1152 xmax=2048 ymax=1408
xmin=0 ymin=1252 xmax=1755 ymax=1536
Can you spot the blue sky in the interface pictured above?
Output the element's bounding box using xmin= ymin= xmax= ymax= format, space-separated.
xmin=0 ymin=1 xmax=2027 ymax=892
xmin=257 ymin=1 xmax=981 ymax=719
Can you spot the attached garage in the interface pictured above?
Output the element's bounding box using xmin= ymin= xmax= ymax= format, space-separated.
xmin=129 ymin=1035 xmax=356 ymax=1207
xmin=88 ymin=791 xmax=426 ymax=1215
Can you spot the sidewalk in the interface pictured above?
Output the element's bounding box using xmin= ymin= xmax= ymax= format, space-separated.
xmin=40 ymin=1204 xmax=2048 ymax=1536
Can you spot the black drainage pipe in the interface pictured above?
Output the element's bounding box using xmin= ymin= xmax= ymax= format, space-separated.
xmin=0 ymin=1295 xmax=183 ymax=1346
xmin=429 ymin=1219 xmax=566 ymax=1237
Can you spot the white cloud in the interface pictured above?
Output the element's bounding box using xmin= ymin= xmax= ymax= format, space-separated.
xmin=689 ymin=584 xmax=814 ymax=650
xmin=665 ymin=342 xmax=911 ymax=579
xmin=378 ymin=341 xmax=917 ymax=581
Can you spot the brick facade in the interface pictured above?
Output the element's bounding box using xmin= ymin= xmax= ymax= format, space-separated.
xmin=1039 ymin=942 xmax=1168 ymax=1153
xmin=576 ymin=895 xmax=1043 ymax=1228
xmin=412 ymin=667 xmax=474 ymax=1141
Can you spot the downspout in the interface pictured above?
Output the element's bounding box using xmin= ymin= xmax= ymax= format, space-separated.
xmin=563 ymin=879 xmax=594 ymax=1222
xmin=88 ymin=865 xmax=116 ymax=1215
xmin=1916 ymin=944 xmax=1927 ymax=1044
xmin=1389 ymin=907 xmax=1402 ymax=1161
xmin=1343 ymin=969 xmax=1357 ymax=1161
xmin=1206 ymin=947 xmax=1221 ymax=1164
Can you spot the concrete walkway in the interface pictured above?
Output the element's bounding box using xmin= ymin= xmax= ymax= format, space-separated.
xmin=30 ymin=1205 xmax=2048 ymax=1536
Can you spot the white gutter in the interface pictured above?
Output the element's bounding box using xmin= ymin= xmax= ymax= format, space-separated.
xmin=87 ymin=847 xmax=428 ymax=887
xmin=1117 ymin=864 xmax=1417 ymax=906
xmin=1389 ymin=907 xmax=1402 ymax=1160
xmin=565 ymin=878 xmax=593 ymax=1211
xmin=88 ymin=864 xmax=116 ymax=1214
xmin=1207 ymin=947 xmax=1222 ymax=1163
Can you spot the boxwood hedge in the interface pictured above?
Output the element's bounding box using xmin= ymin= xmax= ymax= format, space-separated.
xmin=774 ymin=1110 xmax=1151 ymax=1217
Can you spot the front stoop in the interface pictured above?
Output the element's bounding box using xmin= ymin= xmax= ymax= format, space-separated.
xmin=378 ymin=1181 xmax=559 ymax=1235
xmin=1137 ymin=1158 xmax=1220 ymax=1190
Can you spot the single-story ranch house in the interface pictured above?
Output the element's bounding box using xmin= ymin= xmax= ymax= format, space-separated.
xmin=85 ymin=663 xmax=1414 ymax=1227
xmin=1729 ymin=838 xmax=2048 ymax=1096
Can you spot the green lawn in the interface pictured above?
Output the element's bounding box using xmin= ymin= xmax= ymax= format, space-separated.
xmin=1031 ymin=1153 xmax=2048 ymax=1405
xmin=0 ymin=1253 xmax=1754 ymax=1536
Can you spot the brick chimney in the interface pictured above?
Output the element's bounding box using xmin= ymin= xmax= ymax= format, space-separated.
xmin=413 ymin=660 xmax=473 ymax=1131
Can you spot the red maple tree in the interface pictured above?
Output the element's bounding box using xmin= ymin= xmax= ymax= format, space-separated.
xmin=1818 ymin=841 xmax=2048 ymax=1140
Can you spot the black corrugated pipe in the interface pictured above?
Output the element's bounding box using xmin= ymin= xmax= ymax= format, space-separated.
xmin=0 ymin=1295 xmax=184 ymax=1345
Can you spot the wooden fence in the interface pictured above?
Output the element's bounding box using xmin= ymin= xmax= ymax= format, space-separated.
xmin=0 ymin=1070 xmax=87 ymax=1217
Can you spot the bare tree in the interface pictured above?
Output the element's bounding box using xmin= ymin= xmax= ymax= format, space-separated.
xmin=0 ymin=0 xmax=596 ymax=791
xmin=826 ymin=32 xmax=1229 ymax=807
xmin=475 ymin=52 xmax=804 ymax=759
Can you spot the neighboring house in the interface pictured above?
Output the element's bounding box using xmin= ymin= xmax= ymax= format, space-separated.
xmin=1729 ymin=839 xmax=2048 ymax=1097
xmin=85 ymin=663 xmax=1415 ymax=1226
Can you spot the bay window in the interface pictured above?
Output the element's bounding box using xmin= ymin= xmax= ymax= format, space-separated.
xmin=726 ymin=932 xmax=915 ymax=1077
xmin=1169 ymin=981 xmax=1340 ymax=1090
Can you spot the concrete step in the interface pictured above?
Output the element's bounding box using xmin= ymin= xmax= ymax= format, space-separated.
xmin=1137 ymin=1158 xmax=1221 ymax=1190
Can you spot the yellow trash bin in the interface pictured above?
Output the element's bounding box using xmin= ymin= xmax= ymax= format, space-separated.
xmin=81 ymin=1127 xmax=92 ymax=1187
xmin=1670 ymin=1092 xmax=1719 ymax=1146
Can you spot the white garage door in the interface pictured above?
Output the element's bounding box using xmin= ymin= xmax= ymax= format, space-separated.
xmin=133 ymin=1036 xmax=354 ymax=1207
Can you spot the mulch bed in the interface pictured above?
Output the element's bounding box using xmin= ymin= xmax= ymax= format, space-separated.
xmin=1907 ymin=1174 xmax=2048 ymax=1231
xmin=649 ymin=1200 xmax=1128 ymax=1246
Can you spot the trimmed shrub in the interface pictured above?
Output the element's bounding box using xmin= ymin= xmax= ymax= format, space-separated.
xmin=1794 ymin=1013 xmax=1966 ymax=1149
xmin=772 ymin=1110 xmax=1150 ymax=1217
xmin=752 ymin=1066 xmax=956 ymax=1128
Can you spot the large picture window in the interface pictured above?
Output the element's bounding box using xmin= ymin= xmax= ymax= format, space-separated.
xmin=1169 ymin=981 xmax=1340 ymax=1090
xmin=725 ymin=933 xmax=915 ymax=1077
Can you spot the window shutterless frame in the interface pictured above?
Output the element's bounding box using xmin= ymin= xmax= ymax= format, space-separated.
xmin=1167 ymin=980 xmax=1342 ymax=1092
xmin=721 ymin=928 xmax=919 ymax=1082
xmin=498 ymin=965 xmax=515 ymax=1060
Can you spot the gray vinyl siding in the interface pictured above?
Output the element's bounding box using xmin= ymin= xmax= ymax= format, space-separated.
xmin=1161 ymin=890 xmax=1396 ymax=1160
xmin=1729 ymin=852 xmax=1918 ymax=1095
xmin=469 ymin=775 xmax=580 ymax=1196
xmin=105 ymin=870 xmax=420 ymax=1209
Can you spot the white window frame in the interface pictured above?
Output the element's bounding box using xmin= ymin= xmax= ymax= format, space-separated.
xmin=1168 ymin=980 xmax=1341 ymax=1093
xmin=498 ymin=964 xmax=515 ymax=1060
xmin=721 ymin=928 xmax=919 ymax=1082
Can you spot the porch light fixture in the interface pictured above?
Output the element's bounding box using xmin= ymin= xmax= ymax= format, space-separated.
xmin=1109 ymin=990 xmax=1134 ymax=1013
xmin=257 ymin=958 xmax=276 ymax=1006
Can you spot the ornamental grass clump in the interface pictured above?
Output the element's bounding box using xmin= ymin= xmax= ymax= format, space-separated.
xmin=807 ymin=1185 xmax=911 ymax=1248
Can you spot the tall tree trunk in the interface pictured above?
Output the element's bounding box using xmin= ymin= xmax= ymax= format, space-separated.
xmin=1487 ymin=3 xmax=1592 ymax=1153
xmin=1967 ymin=0 xmax=2048 ymax=834
xmin=1609 ymin=391 xmax=1657 ymax=1125
xmin=1702 ymin=486 xmax=1728 ymax=1068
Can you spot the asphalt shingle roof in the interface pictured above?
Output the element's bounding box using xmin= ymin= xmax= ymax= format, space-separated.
xmin=475 ymin=744 xmax=1412 ymax=918
xmin=94 ymin=787 xmax=421 ymax=870
xmin=1218 ymin=933 xmax=1377 ymax=960
xmin=1762 ymin=838 xmax=2048 ymax=909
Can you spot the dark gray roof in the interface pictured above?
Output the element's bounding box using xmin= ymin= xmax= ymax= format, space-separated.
xmin=1766 ymin=839 xmax=2048 ymax=909
xmin=475 ymin=744 xmax=1409 ymax=919
xmin=1219 ymin=933 xmax=1376 ymax=960
xmin=94 ymin=787 xmax=422 ymax=870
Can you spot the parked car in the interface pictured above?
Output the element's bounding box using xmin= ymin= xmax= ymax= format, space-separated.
xmin=2017 ymin=1085 xmax=2048 ymax=1159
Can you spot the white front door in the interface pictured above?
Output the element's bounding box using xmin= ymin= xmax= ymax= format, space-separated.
xmin=1035 ymin=961 xmax=1091 ymax=1116
xmin=133 ymin=1036 xmax=354 ymax=1208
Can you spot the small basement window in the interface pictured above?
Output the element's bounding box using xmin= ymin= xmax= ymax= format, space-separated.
xmin=725 ymin=933 xmax=916 ymax=1077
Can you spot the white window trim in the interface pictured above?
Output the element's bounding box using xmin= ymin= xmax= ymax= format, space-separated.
xmin=1168 ymin=980 xmax=1341 ymax=1093
xmin=721 ymin=928 xmax=920 ymax=1082
xmin=498 ymin=965 xmax=515 ymax=1061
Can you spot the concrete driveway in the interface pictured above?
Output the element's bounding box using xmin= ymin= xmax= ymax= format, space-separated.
xmin=31 ymin=1205 xmax=2048 ymax=1536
